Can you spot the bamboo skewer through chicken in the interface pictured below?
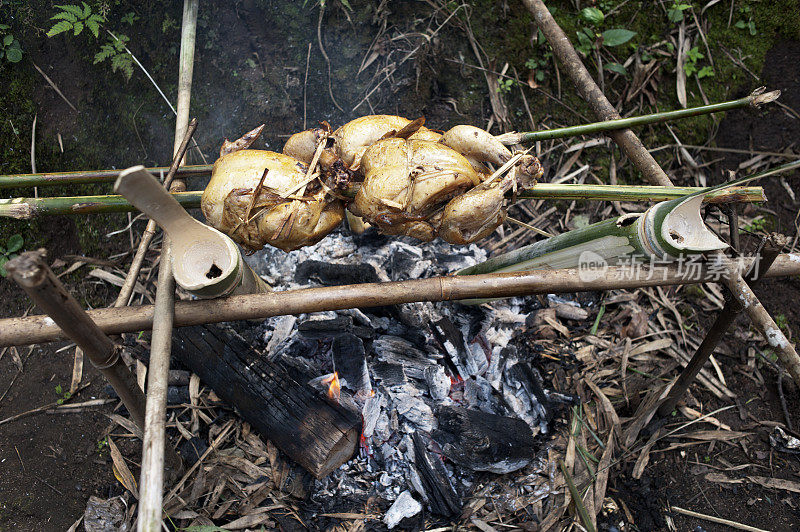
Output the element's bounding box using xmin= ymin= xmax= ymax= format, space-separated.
xmin=201 ymin=115 xmax=543 ymax=252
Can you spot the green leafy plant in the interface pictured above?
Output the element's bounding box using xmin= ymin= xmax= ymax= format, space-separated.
xmin=574 ymin=7 xmax=636 ymax=59
xmin=46 ymin=3 xmax=105 ymax=38
xmin=496 ymin=78 xmax=515 ymax=94
xmin=735 ymin=5 xmax=757 ymax=35
xmin=580 ymin=7 xmax=604 ymax=26
xmin=94 ymin=34 xmax=134 ymax=80
xmin=54 ymin=383 xmax=72 ymax=405
xmin=682 ymin=46 xmax=714 ymax=79
xmin=0 ymin=234 xmax=23 ymax=277
xmin=97 ymin=437 xmax=109 ymax=452
xmin=0 ymin=25 xmax=23 ymax=63
xmin=667 ymin=2 xmax=692 ymax=23
xmin=525 ymin=55 xmax=550 ymax=83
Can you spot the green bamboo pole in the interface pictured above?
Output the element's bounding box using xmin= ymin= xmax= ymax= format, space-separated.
xmin=0 ymin=165 xmax=211 ymax=190
xmin=0 ymin=185 xmax=766 ymax=220
xmin=498 ymin=87 xmax=779 ymax=145
xmin=458 ymin=160 xmax=800 ymax=279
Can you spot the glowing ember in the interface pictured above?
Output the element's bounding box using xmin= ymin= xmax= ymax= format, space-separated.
xmin=321 ymin=371 xmax=341 ymax=402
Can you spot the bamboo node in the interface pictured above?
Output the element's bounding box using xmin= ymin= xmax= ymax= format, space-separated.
xmin=750 ymin=87 xmax=781 ymax=107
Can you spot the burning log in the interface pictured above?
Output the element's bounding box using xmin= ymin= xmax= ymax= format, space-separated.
xmin=432 ymin=406 xmax=536 ymax=474
xmin=170 ymin=323 xmax=361 ymax=478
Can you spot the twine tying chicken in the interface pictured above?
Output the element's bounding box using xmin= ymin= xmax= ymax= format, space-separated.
xmin=201 ymin=115 xmax=543 ymax=252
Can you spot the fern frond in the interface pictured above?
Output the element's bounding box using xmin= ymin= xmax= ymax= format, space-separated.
xmin=86 ymin=19 xmax=99 ymax=38
xmin=55 ymin=5 xmax=84 ymax=17
xmin=87 ymin=14 xmax=104 ymax=23
xmin=50 ymin=12 xmax=78 ymax=23
xmin=81 ymin=2 xmax=91 ymax=19
xmin=72 ymin=21 xmax=83 ymax=36
xmin=111 ymin=53 xmax=133 ymax=80
xmin=93 ymin=44 xmax=114 ymax=63
xmin=47 ymin=20 xmax=73 ymax=37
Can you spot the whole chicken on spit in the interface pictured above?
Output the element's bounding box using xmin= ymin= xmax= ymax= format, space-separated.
xmin=201 ymin=115 xmax=543 ymax=252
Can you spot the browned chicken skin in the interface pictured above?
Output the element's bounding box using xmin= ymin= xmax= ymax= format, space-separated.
xmin=202 ymin=115 xmax=543 ymax=251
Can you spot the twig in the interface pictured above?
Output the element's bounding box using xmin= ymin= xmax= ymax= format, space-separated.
xmin=777 ymin=372 xmax=794 ymax=431
xmin=670 ymin=506 xmax=769 ymax=532
xmin=31 ymin=63 xmax=78 ymax=112
xmin=30 ymin=114 xmax=37 ymax=199
xmin=303 ymin=42 xmax=312 ymax=130
xmin=316 ymin=2 xmax=343 ymax=112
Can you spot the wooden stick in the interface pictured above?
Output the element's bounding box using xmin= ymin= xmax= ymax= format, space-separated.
xmin=138 ymin=1 xmax=198 ymax=530
xmin=521 ymin=0 xmax=674 ymax=186
xmin=2 ymin=254 xmax=799 ymax=348
xmin=670 ymin=506 xmax=770 ymax=532
xmin=4 ymin=250 xmax=146 ymax=429
xmin=724 ymin=267 xmax=800 ymax=388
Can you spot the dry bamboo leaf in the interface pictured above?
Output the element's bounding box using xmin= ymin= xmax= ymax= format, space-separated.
xmin=584 ymin=377 xmax=622 ymax=438
xmin=747 ymin=476 xmax=800 ymax=493
xmin=87 ymin=268 xmax=148 ymax=295
xmin=106 ymin=413 xmax=143 ymax=439
xmin=632 ymin=428 xmax=663 ymax=479
xmin=190 ymin=373 xmax=200 ymax=434
xmin=70 ymin=347 xmax=83 ymax=394
xmin=224 ymin=511 xmax=276 ymax=530
xmin=471 ymin=517 xmax=498 ymax=532
xmin=678 ymin=406 xmax=731 ymax=431
xmin=107 ymin=437 xmax=138 ymax=498
xmin=629 ymin=338 xmax=673 ymax=357
xmin=679 ymin=430 xmax=750 ymax=441
xmin=593 ymin=430 xmax=615 ymax=514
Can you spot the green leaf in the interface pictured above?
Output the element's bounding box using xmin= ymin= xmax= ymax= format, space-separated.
xmin=55 ymin=384 xmax=63 ymax=395
xmin=55 ymin=4 xmax=84 ymax=17
xmin=82 ymin=2 xmax=91 ymax=19
xmin=47 ymin=20 xmax=73 ymax=37
xmin=580 ymin=7 xmax=604 ymax=26
xmin=6 ymin=46 xmax=21 ymax=62
xmin=339 ymin=0 xmax=352 ymax=10
xmin=686 ymin=46 xmax=703 ymax=62
xmin=735 ymin=20 xmax=746 ymax=29
xmin=0 ymin=256 xmax=9 ymax=277
xmin=0 ymin=24 xmax=9 ymax=30
xmin=86 ymin=19 xmax=99 ymax=38
xmin=3 ymin=35 xmax=13 ymax=46
xmin=73 ymin=21 xmax=83 ymax=36
xmin=604 ymin=62 xmax=627 ymax=75
xmin=7 ymin=235 xmax=22 ymax=253
xmin=601 ymin=28 xmax=636 ymax=47
xmin=697 ymin=66 xmax=714 ymax=78
xmin=748 ymin=20 xmax=757 ymax=35
xmin=94 ymin=44 xmax=114 ymax=63
xmin=51 ymin=11 xmax=78 ymax=23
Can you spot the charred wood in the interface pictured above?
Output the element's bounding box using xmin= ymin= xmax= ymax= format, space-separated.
xmin=170 ymin=324 xmax=361 ymax=478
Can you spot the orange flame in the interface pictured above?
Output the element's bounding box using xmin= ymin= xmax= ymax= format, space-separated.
xmin=322 ymin=371 xmax=341 ymax=402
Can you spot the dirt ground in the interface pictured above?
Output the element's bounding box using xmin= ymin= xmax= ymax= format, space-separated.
xmin=1 ymin=4 xmax=800 ymax=532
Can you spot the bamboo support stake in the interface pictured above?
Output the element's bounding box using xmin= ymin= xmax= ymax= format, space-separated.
xmin=138 ymin=1 xmax=198 ymax=530
xmin=658 ymin=242 xmax=783 ymax=416
xmin=499 ymin=88 xmax=779 ymax=145
xmin=1 ymin=254 xmax=799 ymax=348
xmin=4 ymin=250 xmax=147 ymax=429
xmin=724 ymin=267 xmax=800 ymax=388
xmin=521 ymin=0 xmax=674 ymax=186
xmin=0 ymin=184 xmax=769 ymax=220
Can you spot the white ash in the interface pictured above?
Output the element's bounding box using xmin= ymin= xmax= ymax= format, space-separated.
xmin=384 ymin=490 xmax=422 ymax=529
xmin=245 ymin=230 xmax=563 ymax=518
